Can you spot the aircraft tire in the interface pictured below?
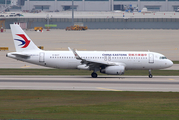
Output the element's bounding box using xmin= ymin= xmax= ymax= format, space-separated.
xmin=149 ymin=74 xmax=153 ymax=78
xmin=91 ymin=72 xmax=98 ymax=78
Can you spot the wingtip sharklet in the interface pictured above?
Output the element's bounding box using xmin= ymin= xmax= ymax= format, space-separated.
xmin=69 ymin=47 xmax=82 ymax=60
xmin=68 ymin=47 xmax=72 ymax=51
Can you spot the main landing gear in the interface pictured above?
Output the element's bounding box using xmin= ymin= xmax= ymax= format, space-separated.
xmin=91 ymin=72 xmax=98 ymax=78
xmin=149 ymin=69 xmax=153 ymax=78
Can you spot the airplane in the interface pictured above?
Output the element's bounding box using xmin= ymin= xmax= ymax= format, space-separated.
xmin=6 ymin=24 xmax=173 ymax=78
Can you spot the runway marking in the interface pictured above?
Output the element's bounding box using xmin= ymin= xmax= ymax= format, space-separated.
xmin=21 ymin=65 xmax=30 ymax=68
xmin=97 ymin=87 xmax=122 ymax=91
xmin=169 ymin=79 xmax=175 ymax=80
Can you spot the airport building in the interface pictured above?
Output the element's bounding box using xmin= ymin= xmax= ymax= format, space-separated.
xmin=1 ymin=0 xmax=179 ymax=29
xmin=1 ymin=0 xmax=179 ymax=12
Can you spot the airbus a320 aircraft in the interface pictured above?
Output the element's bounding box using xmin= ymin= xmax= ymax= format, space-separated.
xmin=7 ymin=24 xmax=173 ymax=78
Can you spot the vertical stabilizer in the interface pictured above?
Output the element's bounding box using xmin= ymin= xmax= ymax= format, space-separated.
xmin=10 ymin=24 xmax=40 ymax=52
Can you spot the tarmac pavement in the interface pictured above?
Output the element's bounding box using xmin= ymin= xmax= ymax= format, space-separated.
xmin=0 ymin=29 xmax=179 ymax=69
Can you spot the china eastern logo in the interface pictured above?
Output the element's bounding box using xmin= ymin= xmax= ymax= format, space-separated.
xmin=14 ymin=34 xmax=30 ymax=48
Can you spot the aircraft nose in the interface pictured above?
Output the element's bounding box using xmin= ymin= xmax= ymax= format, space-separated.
xmin=167 ymin=60 xmax=173 ymax=67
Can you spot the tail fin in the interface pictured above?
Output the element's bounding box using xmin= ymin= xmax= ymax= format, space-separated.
xmin=10 ymin=24 xmax=40 ymax=52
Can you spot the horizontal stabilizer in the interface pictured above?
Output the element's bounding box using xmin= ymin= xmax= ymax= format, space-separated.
xmin=7 ymin=52 xmax=30 ymax=59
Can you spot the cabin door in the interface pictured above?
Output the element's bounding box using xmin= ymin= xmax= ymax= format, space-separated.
xmin=149 ymin=53 xmax=154 ymax=63
xmin=39 ymin=52 xmax=45 ymax=63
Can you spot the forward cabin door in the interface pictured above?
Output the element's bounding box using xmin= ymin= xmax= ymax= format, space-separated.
xmin=149 ymin=53 xmax=154 ymax=63
xmin=39 ymin=52 xmax=45 ymax=63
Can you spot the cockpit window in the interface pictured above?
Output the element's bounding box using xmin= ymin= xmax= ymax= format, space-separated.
xmin=160 ymin=56 xmax=167 ymax=59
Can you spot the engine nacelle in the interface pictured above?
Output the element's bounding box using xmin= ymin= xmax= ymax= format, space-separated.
xmin=100 ymin=66 xmax=125 ymax=75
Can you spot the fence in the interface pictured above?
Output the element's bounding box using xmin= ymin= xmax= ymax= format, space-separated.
xmin=1 ymin=18 xmax=179 ymax=29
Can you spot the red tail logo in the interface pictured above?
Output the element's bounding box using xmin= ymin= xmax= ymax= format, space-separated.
xmin=14 ymin=34 xmax=30 ymax=48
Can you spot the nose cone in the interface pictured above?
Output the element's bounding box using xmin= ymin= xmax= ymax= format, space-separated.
xmin=167 ymin=60 xmax=173 ymax=68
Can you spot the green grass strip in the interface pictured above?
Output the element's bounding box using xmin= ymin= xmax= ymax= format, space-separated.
xmin=0 ymin=69 xmax=178 ymax=76
xmin=173 ymin=61 xmax=179 ymax=64
xmin=0 ymin=90 xmax=179 ymax=119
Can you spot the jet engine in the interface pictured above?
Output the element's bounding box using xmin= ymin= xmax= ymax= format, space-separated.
xmin=100 ymin=66 xmax=125 ymax=75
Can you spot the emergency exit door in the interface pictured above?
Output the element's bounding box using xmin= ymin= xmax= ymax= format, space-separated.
xmin=104 ymin=56 xmax=111 ymax=61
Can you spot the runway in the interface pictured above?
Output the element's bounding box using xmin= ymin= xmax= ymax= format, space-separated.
xmin=0 ymin=75 xmax=179 ymax=92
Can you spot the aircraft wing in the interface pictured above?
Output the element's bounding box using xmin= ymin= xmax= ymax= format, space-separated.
xmin=69 ymin=47 xmax=125 ymax=70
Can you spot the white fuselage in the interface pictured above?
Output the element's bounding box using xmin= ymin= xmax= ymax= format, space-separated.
xmin=7 ymin=50 xmax=173 ymax=70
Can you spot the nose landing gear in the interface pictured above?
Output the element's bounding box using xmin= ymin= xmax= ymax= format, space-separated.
xmin=149 ymin=69 xmax=153 ymax=78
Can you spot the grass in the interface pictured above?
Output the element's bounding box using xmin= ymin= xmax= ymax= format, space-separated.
xmin=173 ymin=61 xmax=179 ymax=64
xmin=0 ymin=90 xmax=179 ymax=119
xmin=0 ymin=68 xmax=178 ymax=76
xmin=0 ymin=68 xmax=178 ymax=119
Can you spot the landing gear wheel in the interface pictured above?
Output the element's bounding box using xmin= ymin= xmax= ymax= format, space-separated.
xmin=149 ymin=74 xmax=153 ymax=78
xmin=91 ymin=72 xmax=98 ymax=78
xmin=148 ymin=69 xmax=153 ymax=78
